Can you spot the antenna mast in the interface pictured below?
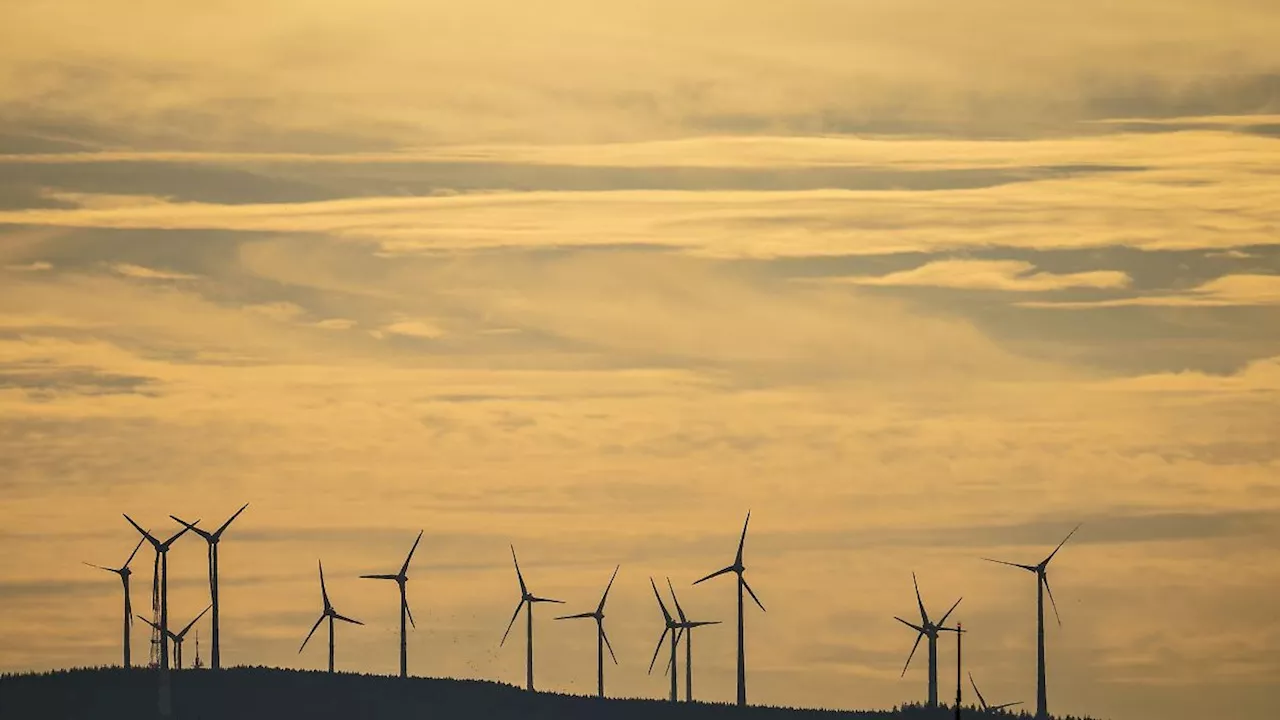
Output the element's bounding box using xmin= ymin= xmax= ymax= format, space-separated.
xmin=955 ymin=622 xmax=962 ymax=720
xmin=193 ymin=630 xmax=204 ymax=669
xmin=149 ymin=551 xmax=162 ymax=668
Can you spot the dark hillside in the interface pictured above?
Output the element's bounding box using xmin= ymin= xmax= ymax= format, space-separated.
xmin=0 ymin=667 xmax=1095 ymax=720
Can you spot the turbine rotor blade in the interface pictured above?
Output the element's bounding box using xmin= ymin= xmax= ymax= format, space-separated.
xmin=499 ymin=599 xmax=525 ymax=646
xmin=400 ymin=530 xmax=424 ymax=576
xmin=299 ymin=615 xmax=325 ymax=653
xmin=137 ymin=614 xmax=160 ymax=631
xmin=530 ymin=596 xmax=563 ymax=604
xmin=743 ymin=577 xmax=766 ymax=611
xmin=894 ymin=616 xmax=925 ymax=633
xmin=360 ymin=574 xmax=398 ymax=580
xmin=555 ymin=612 xmax=595 ymax=620
xmin=83 ymin=562 xmax=115 ymax=573
xmin=601 ymin=624 xmax=618 ymax=665
xmin=693 ymin=565 xmax=735 ymax=585
xmin=177 ymin=604 xmax=212 ymax=638
xmin=169 ymin=515 xmax=213 ymax=541
xmin=982 ymin=557 xmax=1038 ymax=572
xmin=1043 ymin=573 xmax=1063 ymax=626
xmin=994 ymin=702 xmax=1024 ymax=710
xmin=404 ymin=597 xmax=416 ymax=629
xmin=735 ymin=510 xmax=751 ymax=565
xmin=1044 ymin=523 xmax=1082 ymax=566
xmin=122 ymin=515 xmax=159 ymax=547
xmin=666 ymin=577 xmax=688 ymax=624
xmin=319 ymin=560 xmax=330 ymax=608
xmin=124 ymin=536 xmax=146 ymax=567
xmin=597 ymin=565 xmax=620 ymax=614
xmin=510 ymin=545 xmax=527 ymax=596
xmin=912 ymin=572 xmax=929 ymax=625
xmin=901 ymin=631 xmax=924 ymax=677
xmin=333 ymin=613 xmax=363 ymax=626
xmin=938 ymin=596 xmax=963 ymax=626
xmin=650 ymin=577 xmax=672 ymax=622
xmin=647 ymin=627 xmax=670 ymax=674
xmin=969 ymin=672 xmax=987 ymax=709
xmin=162 ymin=521 xmax=196 ymax=547
xmin=213 ymin=502 xmax=250 ymax=539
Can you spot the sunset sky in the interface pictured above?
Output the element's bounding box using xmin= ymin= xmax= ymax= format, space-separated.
xmin=1 ymin=2 xmax=1279 ymax=719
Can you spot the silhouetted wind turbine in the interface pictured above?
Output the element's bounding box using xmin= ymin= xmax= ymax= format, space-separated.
xmin=83 ymin=536 xmax=146 ymax=667
xmin=171 ymin=502 xmax=248 ymax=670
xmin=555 ymin=565 xmax=620 ymax=698
xmin=692 ymin=511 xmax=765 ymax=707
xmin=123 ymin=515 xmax=196 ymax=675
xmin=360 ymin=530 xmax=423 ymax=678
xmin=894 ymin=572 xmax=962 ymax=708
xmin=647 ymin=577 xmax=681 ymax=703
xmin=667 ymin=577 xmax=720 ymax=702
xmin=983 ymin=523 xmax=1081 ymax=720
xmin=300 ymin=560 xmax=363 ymax=673
xmin=139 ymin=604 xmax=210 ymax=670
xmin=500 ymin=545 xmax=563 ymax=691
xmin=970 ymin=672 xmax=1023 ymax=712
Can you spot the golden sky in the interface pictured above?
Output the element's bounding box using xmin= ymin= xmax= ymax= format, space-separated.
xmin=1 ymin=2 xmax=1279 ymax=718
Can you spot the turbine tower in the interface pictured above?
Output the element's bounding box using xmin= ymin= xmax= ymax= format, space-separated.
xmin=969 ymin=672 xmax=1023 ymax=712
xmin=83 ymin=536 xmax=146 ymax=667
xmin=171 ymin=502 xmax=248 ymax=670
xmin=983 ymin=523 xmax=1081 ymax=719
xmin=646 ymin=577 xmax=681 ymax=703
xmin=139 ymin=605 xmax=210 ymax=670
xmin=499 ymin=545 xmax=563 ymax=691
xmin=555 ymin=565 xmax=620 ymax=698
xmin=300 ymin=560 xmax=363 ymax=673
xmin=667 ymin=577 xmax=720 ymax=702
xmin=123 ymin=515 xmax=196 ymax=675
xmin=692 ymin=511 xmax=765 ymax=707
xmin=360 ymin=530 xmax=423 ymax=678
xmin=894 ymin=572 xmax=962 ymax=708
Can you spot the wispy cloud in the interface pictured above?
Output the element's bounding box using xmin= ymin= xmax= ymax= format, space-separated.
xmin=3 ymin=261 xmax=52 ymax=272
xmin=822 ymin=259 xmax=1131 ymax=292
xmin=1023 ymin=274 xmax=1280 ymax=308
xmin=110 ymin=263 xmax=197 ymax=281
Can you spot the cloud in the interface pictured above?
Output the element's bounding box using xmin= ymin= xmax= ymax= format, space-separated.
xmin=381 ymin=319 xmax=445 ymax=340
xmin=110 ymin=262 xmax=197 ymax=281
xmin=1096 ymin=355 xmax=1280 ymax=394
xmin=244 ymin=302 xmax=306 ymax=322
xmin=1024 ymin=274 xmax=1280 ymax=308
xmin=3 ymin=261 xmax=52 ymax=272
xmin=313 ymin=318 xmax=356 ymax=330
xmin=824 ymin=259 xmax=1132 ymax=292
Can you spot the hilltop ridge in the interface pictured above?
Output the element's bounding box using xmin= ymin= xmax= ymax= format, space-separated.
xmin=0 ymin=666 xmax=1098 ymax=720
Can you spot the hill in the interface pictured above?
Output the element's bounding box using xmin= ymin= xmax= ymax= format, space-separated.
xmin=0 ymin=667 xmax=1092 ymax=720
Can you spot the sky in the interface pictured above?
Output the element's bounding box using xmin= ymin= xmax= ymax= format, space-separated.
xmin=1 ymin=1 xmax=1279 ymax=718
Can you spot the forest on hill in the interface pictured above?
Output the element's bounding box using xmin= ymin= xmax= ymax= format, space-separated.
xmin=0 ymin=667 xmax=1100 ymax=720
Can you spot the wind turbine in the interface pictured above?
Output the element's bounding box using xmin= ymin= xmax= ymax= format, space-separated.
xmin=499 ymin=545 xmax=563 ymax=692
xmin=360 ymin=530 xmax=423 ymax=678
xmin=300 ymin=560 xmax=363 ymax=673
xmin=555 ymin=565 xmax=620 ymax=698
xmin=692 ymin=511 xmax=765 ymax=707
xmin=667 ymin=577 xmax=720 ymax=702
xmin=171 ymin=503 xmax=248 ymax=670
xmin=646 ymin=577 xmax=681 ymax=703
xmin=123 ymin=515 xmax=196 ymax=675
xmin=894 ymin=572 xmax=962 ymax=708
xmin=83 ymin=536 xmax=146 ymax=667
xmin=983 ymin=523 xmax=1081 ymax=719
xmin=970 ymin=672 xmax=1023 ymax=712
xmin=139 ymin=605 xmax=210 ymax=670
